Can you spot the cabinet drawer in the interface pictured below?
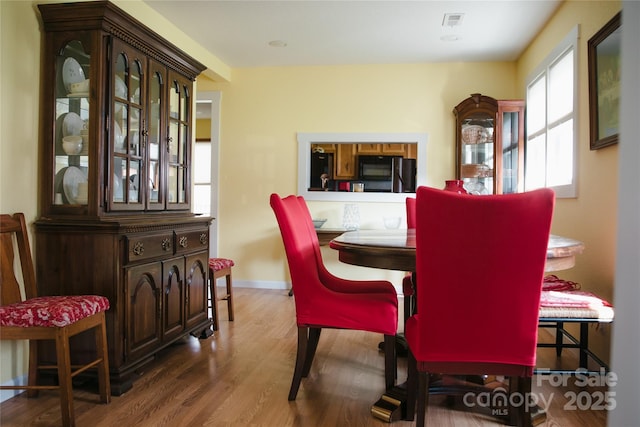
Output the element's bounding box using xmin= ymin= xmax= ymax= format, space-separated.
xmin=126 ymin=233 xmax=174 ymax=263
xmin=174 ymin=230 xmax=209 ymax=255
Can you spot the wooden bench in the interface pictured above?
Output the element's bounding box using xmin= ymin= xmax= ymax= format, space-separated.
xmin=535 ymin=277 xmax=614 ymax=375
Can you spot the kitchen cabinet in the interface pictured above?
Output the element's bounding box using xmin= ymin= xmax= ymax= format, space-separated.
xmin=356 ymin=143 xmax=381 ymax=154
xmin=356 ymin=143 xmax=410 ymax=156
xmin=453 ymin=93 xmax=525 ymax=194
xmin=35 ymin=1 xmax=210 ymax=394
xmin=381 ymin=144 xmax=407 ymax=155
xmin=335 ymin=144 xmax=357 ymax=179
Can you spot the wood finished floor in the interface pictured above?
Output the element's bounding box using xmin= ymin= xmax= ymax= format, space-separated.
xmin=1 ymin=288 xmax=608 ymax=426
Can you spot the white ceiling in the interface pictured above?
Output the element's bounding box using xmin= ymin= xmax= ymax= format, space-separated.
xmin=143 ymin=0 xmax=561 ymax=68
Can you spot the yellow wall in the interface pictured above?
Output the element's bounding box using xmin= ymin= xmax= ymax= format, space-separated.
xmin=0 ymin=0 xmax=621 ymax=387
xmin=517 ymin=0 xmax=621 ymax=361
xmin=205 ymin=63 xmax=518 ymax=285
xmin=195 ymin=118 xmax=212 ymax=140
xmin=0 ymin=0 xmax=44 ymax=387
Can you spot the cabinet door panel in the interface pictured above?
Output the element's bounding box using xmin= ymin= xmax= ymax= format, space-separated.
xmin=126 ymin=262 xmax=162 ymax=362
xmin=357 ymin=143 xmax=381 ymax=154
xmin=167 ymin=71 xmax=192 ymax=210
xmin=147 ymin=60 xmax=166 ymax=210
xmin=381 ymin=144 xmax=405 ymax=155
xmin=335 ymin=144 xmax=357 ymax=179
xmin=110 ymin=40 xmax=146 ymax=211
xmin=162 ymin=257 xmax=185 ymax=341
xmin=184 ymin=252 xmax=208 ymax=329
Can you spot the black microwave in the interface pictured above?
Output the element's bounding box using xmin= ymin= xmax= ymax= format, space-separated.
xmin=358 ymin=155 xmax=399 ymax=180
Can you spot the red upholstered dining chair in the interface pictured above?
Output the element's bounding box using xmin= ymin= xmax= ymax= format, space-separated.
xmin=405 ymin=187 xmax=554 ymax=427
xmin=402 ymin=197 xmax=417 ymax=322
xmin=0 ymin=213 xmax=111 ymax=426
xmin=270 ymin=194 xmax=398 ymax=400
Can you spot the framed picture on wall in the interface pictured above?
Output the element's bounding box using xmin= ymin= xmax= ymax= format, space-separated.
xmin=588 ymin=12 xmax=622 ymax=150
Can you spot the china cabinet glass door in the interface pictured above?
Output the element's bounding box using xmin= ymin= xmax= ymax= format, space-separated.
xmin=497 ymin=108 xmax=523 ymax=194
xmin=167 ymin=72 xmax=191 ymax=209
xmin=54 ymin=40 xmax=90 ymax=206
xmin=147 ymin=61 xmax=166 ymax=210
xmin=459 ymin=113 xmax=494 ymax=195
xmin=111 ymin=42 xmax=146 ymax=210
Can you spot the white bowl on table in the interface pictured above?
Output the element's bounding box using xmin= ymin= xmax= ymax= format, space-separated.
xmin=313 ymin=219 xmax=327 ymax=229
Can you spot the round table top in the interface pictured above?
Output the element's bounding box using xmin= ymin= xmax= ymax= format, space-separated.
xmin=329 ymin=229 xmax=584 ymax=272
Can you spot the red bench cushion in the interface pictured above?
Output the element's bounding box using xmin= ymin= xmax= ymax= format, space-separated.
xmin=0 ymin=295 xmax=110 ymax=328
xmin=209 ymin=258 xmax=235 ymax=271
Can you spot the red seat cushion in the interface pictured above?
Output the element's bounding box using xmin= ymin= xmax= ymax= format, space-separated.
xmin=209 ymin=257 xmax=235 ymax=271
xmin=0 ymin=295 xmax=110 ymax=328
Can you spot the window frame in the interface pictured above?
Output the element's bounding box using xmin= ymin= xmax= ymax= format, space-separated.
xmin=525 ymin=26 xmax=579 ymax=198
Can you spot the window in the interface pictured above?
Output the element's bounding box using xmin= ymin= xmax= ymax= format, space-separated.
xmin=193 ymin=140 xmax=211 ymax=215
xmin=525 ymin=26 xmax=578 ymax=198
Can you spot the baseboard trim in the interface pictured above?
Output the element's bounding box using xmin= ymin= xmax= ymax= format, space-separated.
xmin=1 ymin=375 xmax=27 ymax=403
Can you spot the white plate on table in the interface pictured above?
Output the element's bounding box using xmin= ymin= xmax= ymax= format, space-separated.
xmin=62 ymin=57 xmax=85 ymax=93
xmin=62 ymin=166 xmax=87 ymax=204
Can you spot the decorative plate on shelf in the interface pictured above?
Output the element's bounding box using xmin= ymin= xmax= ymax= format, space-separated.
xmin=62 ymin=57 xmax=85 ymax=93
xmin=115 ymin=75 xmax=126 ymax=99
xmin=62 ymin=112 xmax=84 ymax=137
xmin=62 ymin=166 xmax=87 ymax=204
xmin=113 ymin=173 xmax=123 ymax=201
xmin=461 ymin=125 xmax=489 ymax=145
xmin=114 ymin=122 xmax=125 ymax=150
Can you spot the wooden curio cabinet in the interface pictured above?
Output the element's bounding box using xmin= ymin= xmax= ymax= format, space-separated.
xmin=35 ymin=1 xmax=210 ymax=394
xmin=454 ymin=93 xmax=525 ymax=194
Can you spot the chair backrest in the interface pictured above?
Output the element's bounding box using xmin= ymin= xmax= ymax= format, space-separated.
xmin=0 ymin=213 xmax=37 ymax=306
xmin=270 ymin=194 xmax=327 ymax=312
xmin=406 ymin=197 xmax=416 ymax=228
xmin=413 ymin=187 xmax=555 ymax=368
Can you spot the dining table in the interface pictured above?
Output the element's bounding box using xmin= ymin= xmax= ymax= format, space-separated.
xmin=329 ymin=229 xmax=584 ymax=274
xmin=328 ymin=228 xmax=585 ymax=423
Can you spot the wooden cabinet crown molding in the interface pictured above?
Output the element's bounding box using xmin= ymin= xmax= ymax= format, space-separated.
xmin=38 ymin=0 xmax=206 ymax=79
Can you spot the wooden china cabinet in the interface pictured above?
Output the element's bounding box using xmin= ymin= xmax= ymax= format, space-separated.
xmin=35 ymin=1 xmax=210 ymax=394
xmin=454 ymin=93 xmax=525 ymax=194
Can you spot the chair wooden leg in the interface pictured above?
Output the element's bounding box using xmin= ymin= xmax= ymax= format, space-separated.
xmin=225 ymin=271 xmax=234 ymax=321
xmin=403 ymin=295 xmax=412 ymax=326
xmin=383 ymin=334 xmax=396 ymax=390
xmin=55 ymin=328 xmax=75 ymax=427
xmin=416 ymin=370 xmax=429 ymax=427
xmin=555 ymin=321 xmax=564 ymax=357
xmin=507 ymin=376 xmax=533 ymax=427
xmin=405 ymin=351 xmax=417 ymax=421
xmin=27 ymin=340 xmax=39 ymax=398
xmin=94 ymin=313 xmax=111 ymax=403
xmin=302 ymin=327 xmax=321 ymax=377
xmin=209 ymin=267 xmax=220 ymax=331
xmin=288 ymin=326 xmax=309 ymax=401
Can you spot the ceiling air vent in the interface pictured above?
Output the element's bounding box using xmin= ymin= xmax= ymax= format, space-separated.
xmin=442 ymin=13 xmax=464 ymax=27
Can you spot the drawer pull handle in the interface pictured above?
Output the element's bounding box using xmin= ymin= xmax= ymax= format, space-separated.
xmin=179 ymin=236 xmax=188 ymax=248
xmin=199 ymin=233 xmax=207 ymax=245
xmin=132 ymin=242 xmax=144 ymax=256
xmin=161 ymin=238 xmax=171 ymax=251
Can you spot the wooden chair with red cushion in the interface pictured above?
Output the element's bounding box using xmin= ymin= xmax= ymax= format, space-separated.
xmin=270 ymin=193 xmax=398 ymax=400
xmin=405 ymin=187 xmax=555 ymax=426
xmin=0 ymin=213 xmax=111 ymax=426
xmin=208 ymin=257 xmax=235 ymax=331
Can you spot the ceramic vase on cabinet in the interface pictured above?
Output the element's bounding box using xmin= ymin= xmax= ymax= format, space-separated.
xmin=443 ymin=180 xmax=468 ymax=194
